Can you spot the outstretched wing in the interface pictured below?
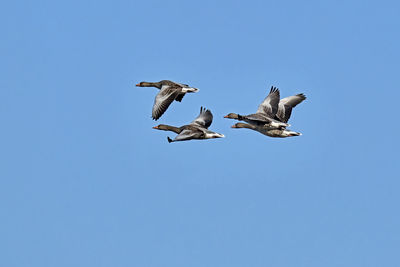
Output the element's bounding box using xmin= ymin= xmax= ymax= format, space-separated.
xmin=256 ymin=86 xmax=280 ymax=118
xmin=276 ymin=93 xmax=306 ymax=122
xmin=162 ymin=81 xmax=190 ymax=103
xmin=190 ymin=107 xmax=213 ymax=128
xmin=171 ymin=129 xmax=203 ymax=142
xmin=152 ymin=85 xmax=180 ymax=120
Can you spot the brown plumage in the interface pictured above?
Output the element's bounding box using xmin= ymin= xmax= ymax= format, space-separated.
xmin=153 ymin=107 xmax=224 ymax=143
xmin=136 ymin=80 xmax=199 ymax=120
xmin=224 ymin=86 xmax=289 ymax=129
xmin=231 ymin=123 xmax=301 ymax=138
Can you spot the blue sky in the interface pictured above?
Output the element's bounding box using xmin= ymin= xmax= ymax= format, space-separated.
xmin=1 ymin=0 xmax=400 ymax=266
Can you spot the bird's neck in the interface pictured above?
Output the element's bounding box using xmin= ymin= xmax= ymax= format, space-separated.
xmin=238 ymin=123 xmax=255 ymax=129
xmin=141 ymin=82 xmax=162 ymax=89
xmin=159 ymin=125 xmax=182 ymax=134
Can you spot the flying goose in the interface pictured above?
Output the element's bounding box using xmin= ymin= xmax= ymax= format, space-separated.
xmin=231 ymin=123 xmax=301 ymax=138
xmin=224 ymin=86 xmax=289 ymax=129
xmin=136 ymin=80 xmax=199 ymax=120
xmin=153 ymin=107 xmax=224 ymax=143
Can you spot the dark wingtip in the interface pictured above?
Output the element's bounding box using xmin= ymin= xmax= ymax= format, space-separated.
xmin=200 ymin=106 xmax=209 ymax=114
xmin=152 ymin=113 xmax=161 ymax=120
xmin=270 ymin=86 xmax=279 ymax=94
xmin=298 ymin=93 xmax=307 ymax=100
xmin=167 ymin=137 xmax=173 ymax=143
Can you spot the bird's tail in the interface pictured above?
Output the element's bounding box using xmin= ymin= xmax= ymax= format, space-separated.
xmin=287 ymin=131 xmax=301 ymax=136
xmin=182 ymin=87 xmax=199 ymax=93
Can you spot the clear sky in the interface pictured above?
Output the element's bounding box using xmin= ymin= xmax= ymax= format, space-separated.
xmin=1 ymin=0 xmax=400 ymax=266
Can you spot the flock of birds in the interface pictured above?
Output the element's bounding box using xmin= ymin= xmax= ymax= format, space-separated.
xmin=136 ymin=80 xmax=306 ymax=143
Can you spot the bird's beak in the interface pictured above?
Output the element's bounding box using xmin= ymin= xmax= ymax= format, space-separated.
xmin=152 ymin=126 xmax=159 ymax=129
xmin=223 ymin=115 xmax=229 ymax=118
xmin=231 ymin=125 xmax=237 ymax=128
xmin=135 ymin=83 xmax=141 ymax=86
